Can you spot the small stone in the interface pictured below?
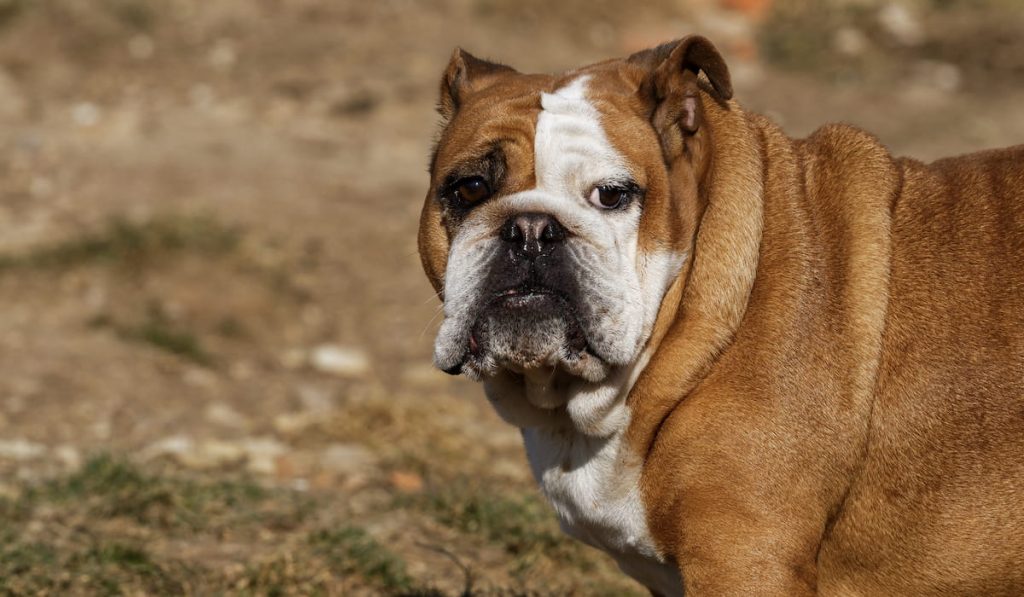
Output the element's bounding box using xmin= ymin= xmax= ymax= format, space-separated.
xmin=241 ymin=437 xmax=288 ymax=475
xmin=204 ymin=401 xmax=249 ymax=429
xmin=389 ymin=470 xmax=424 ymax=494
xmin=54 ymin=445 xmax=81 ymax=470
xmin=91 ymin=418 xmax=112 ymax=440
xmin=141 ymin=435 xmax=193 ymax=461
xmin=71 ymin=102 xmax=101 ymax=127
xmin=184 ymin=368 xmax=218 ymax=388
xmin=310 ymin=471 xmax=338 ymax=490
xmin=178 ymin=440 xmax=246 ymax=470
xmin=0 ymin=439 xmax=46 ymax=461
xmin=878 ymin=2 xmax=924 ymax=47
xmin=295 ymin=384 xmax=335 ymax=413
xmin=319 ymin=443 xmax=377 ymax=477
xmin=310 ymin=344 xmax=369 ymax=378
xmin=916 ymin=60 xmax=962 ymax=93
xmin=273 ymin=411 xmax=319 ymax=436
xmin=274 ymin=450 xmax=317 ymax=479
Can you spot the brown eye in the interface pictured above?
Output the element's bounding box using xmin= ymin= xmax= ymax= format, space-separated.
xmin=452 ymin=177 xmax=491 ymax=206
xmin=588 ymin=186 xmax=628 ymax=210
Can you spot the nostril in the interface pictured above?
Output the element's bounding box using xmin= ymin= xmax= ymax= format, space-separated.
xmin=541 ymin=219 xmax=566 ymax=243
xmin=500 ymin=218 xmax=522 ymax=243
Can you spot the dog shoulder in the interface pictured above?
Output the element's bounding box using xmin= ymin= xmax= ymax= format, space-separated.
xmin=803 ymin=123 xmax=896 ymax=179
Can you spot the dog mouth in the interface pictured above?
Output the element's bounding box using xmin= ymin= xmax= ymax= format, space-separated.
xmin=488 ymin=285 xmax=576 ymax=314
xmin=441 ymin=285 xmax=608 ymax=382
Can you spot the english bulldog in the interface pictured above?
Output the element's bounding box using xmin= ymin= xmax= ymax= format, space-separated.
xmin=418 ymin=35 xmax=1024 ymax=595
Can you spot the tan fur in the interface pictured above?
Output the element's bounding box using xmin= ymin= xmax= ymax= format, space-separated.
xmin=631 ymin=82 xmax=1024 ymax=596
xmin=420 ymin=68 xmax=554 ymax=296
xmin=420 ymin=39 xmax=1024 ymax=595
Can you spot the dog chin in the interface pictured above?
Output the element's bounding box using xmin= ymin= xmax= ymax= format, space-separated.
xmin=440 ymin=293 xmax=611 ymax=384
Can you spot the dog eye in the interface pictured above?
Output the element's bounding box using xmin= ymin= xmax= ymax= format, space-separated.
xmin=447 ymin=176 xmax=491 ymax=206
xmin=588 ymin=186 xmax=628 ymax=210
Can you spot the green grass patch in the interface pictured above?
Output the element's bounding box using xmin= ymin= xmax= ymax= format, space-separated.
xmin=0 ymin=456 xmax=635 ymax=595
xmin=309 ymin=526 xmax=414 ymax=592
xmin=216 ymin=315 xmax=249 ymax=339
xmin=0 ymin=541 xmax=58 ymax=580
xmin=28 ymin=454 xmax=279 ymax=532
xmin=90 ymin=306 xmax=215 ymax=367
xmin=0 ymin=214 xmax=239 ymax=274
xmin=411 ymin=484 xmax=565 ymax=558
xmin=399 ymin=479 xmax=628 ymax=591
xmin=118 ymin=315 xmax=213 ymax=366
xmin=0 ymin=533 xmax=185 ymax=595
xmin=71 ymin=541 xmax=184 ymax=595
xmin=232 ymin=526 xmax=446 ymax=596
xmin=0 ymin=454 xmax=316 ymax=594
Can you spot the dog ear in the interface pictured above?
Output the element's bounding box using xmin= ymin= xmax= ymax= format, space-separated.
xmin=438 ymin=48 xmax=518 ymax=121
xmin=631 ymin=36 xmax=732 ymax=142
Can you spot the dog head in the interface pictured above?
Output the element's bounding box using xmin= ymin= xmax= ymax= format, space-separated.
xmin=419 ymin=36 xmax=732 ymax=417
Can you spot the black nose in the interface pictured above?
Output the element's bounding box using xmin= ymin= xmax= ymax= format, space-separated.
xmin=499 ymin=213 xmax=566 ymax=260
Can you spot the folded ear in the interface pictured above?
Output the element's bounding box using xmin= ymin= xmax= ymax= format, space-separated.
xmin=438 ymin=48 xmax=518 ymax=121
xmin=631 ymin=35 xmax=732 ymax=146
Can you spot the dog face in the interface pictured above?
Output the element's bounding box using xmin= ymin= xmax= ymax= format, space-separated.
xmin=419 ymin=38 xmax=732 ymax=414
xmin=430 ymin=74 xmax=669 ymax=384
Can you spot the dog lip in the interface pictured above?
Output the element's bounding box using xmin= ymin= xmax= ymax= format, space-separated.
xmin=486 ymin=285 xmax=568 ymax=313
xmin=490 ymin=284 xmax=561 ymax=303
xmin=498 ymin=293 xmax=558 ymax=310
xmin=441 ymin=361 xmax=464 ymax=376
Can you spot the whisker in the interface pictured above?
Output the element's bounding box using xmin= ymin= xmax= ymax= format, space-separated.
xmin=419 ymin=302 xmax=446 ymax=339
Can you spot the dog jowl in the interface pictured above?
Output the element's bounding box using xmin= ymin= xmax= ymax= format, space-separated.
xmin=418 ymin=34 xmax=1024 ymax=597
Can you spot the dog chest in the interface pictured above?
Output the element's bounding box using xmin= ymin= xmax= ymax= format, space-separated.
xmin=521 ymin=426 xmax=682 ymax=595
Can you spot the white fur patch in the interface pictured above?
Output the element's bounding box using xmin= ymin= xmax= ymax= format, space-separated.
xmin=523 ymin=405 xmax=683 ymax=596
xmin=520 ymin=77 xmax=683 ymax=594
xmin=534 ymin=76 xmax=634 ymax=208
xmin=434 ymin=75 xmax=687 ymax=593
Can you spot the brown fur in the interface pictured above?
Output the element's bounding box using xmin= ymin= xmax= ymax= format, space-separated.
xmin=420 ymin=38 xmax=1024 ymax=595
xmin=630 ymin=66 xmax=1024 ymax=596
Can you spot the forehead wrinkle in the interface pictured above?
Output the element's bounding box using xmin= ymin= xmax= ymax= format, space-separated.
xmin=435 ymin=115 xmax=536 ymax=184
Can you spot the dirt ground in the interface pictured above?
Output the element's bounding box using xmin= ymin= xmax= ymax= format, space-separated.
xmin=0 ymin=0 xmax=1021 ymax=594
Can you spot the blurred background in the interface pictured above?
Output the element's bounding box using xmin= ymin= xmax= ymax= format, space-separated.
xmin=0 ymin=0 xmax=1021 ymax=594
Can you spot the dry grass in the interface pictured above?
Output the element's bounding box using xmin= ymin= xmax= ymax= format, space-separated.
xmin=0 ymin=455 xmax=642 ymax=596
